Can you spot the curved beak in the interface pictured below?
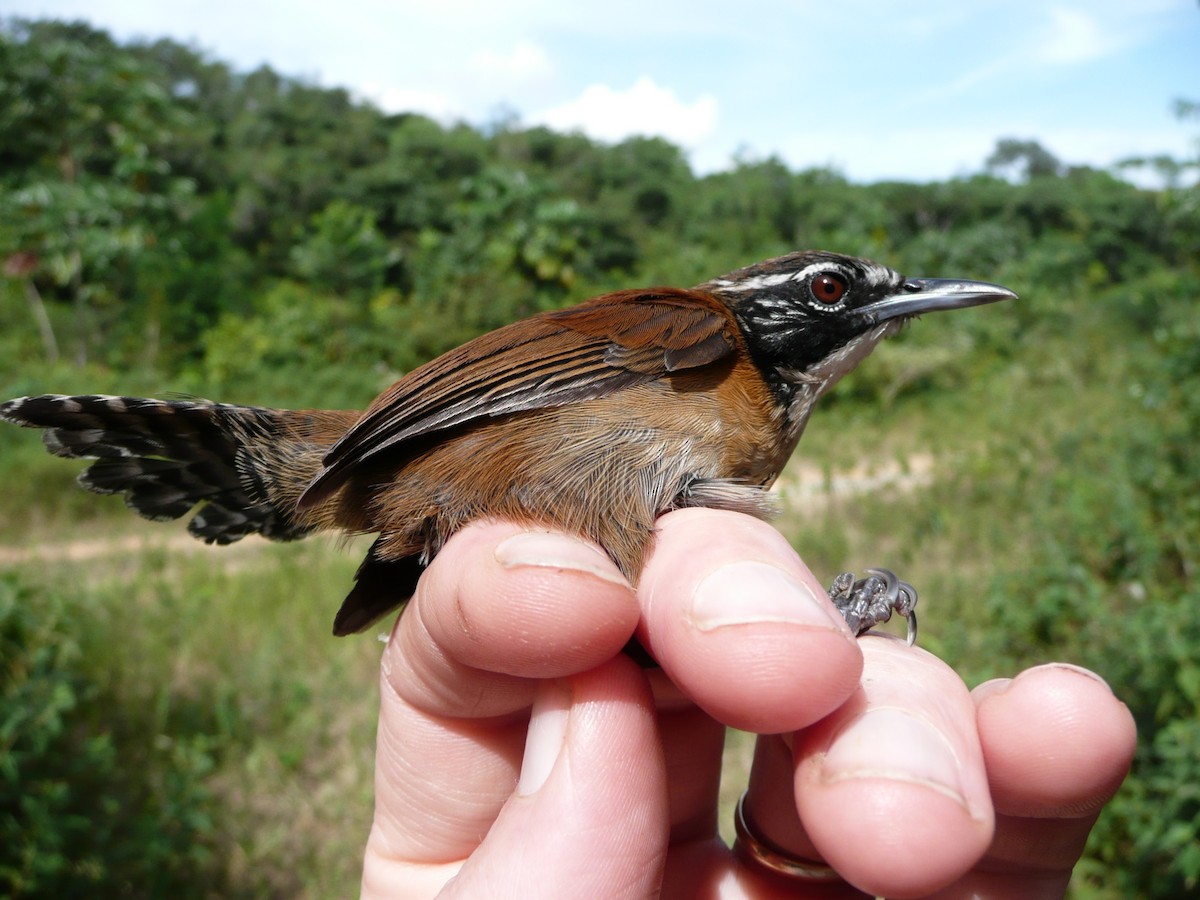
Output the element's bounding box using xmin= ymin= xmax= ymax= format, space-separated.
xmin=856 ymin=277 xmax=1017 ymax=325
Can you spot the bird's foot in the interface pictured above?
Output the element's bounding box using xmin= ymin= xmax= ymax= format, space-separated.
xmin=828 ymin=568 xmax=918 ymax=645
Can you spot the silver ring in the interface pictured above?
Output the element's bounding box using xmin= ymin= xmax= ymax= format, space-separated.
xmin=732 ymin=792 xmax=840 ymax=882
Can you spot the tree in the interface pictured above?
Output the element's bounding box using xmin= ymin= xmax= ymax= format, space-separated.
xmin=985 ymin=138 xmax=1064 ymax=181
xmin=289 ymin=200 xmax=397 ymax=299
xmin=0 ymin=19 xmax=196 ymax=366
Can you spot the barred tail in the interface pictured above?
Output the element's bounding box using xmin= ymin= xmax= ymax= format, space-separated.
xmin=0 ymin=394 xmax=357 ymax=545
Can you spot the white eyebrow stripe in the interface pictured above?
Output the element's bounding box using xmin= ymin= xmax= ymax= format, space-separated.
xmin=711 ymin=261 xmax=845 ymax=293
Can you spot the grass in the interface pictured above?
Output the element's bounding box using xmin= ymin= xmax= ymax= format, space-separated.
xmin=3 ymin=527 xmax=381 ymax=896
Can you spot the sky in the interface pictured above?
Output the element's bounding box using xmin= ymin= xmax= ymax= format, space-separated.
xmin=3 ymin=0 xmax=1198 ymax=183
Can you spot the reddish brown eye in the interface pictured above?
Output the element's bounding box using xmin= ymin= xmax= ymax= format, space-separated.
xmin=810 ymin=272 xmax=848 ymax=304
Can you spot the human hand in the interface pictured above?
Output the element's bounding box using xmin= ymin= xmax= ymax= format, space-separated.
xmin=359 ymin=509 xmax=1135 ymax=898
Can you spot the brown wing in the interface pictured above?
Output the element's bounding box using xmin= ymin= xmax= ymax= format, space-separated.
xmin=297 ymin=287 xmax=736 ymax=508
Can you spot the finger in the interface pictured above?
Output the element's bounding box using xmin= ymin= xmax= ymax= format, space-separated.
xmin=975 ymin=664 xmax=1135 ymax=816
xmin=638 ymin=508 xmax=863 ymax=734
xmin=363 ymin=617 xmax=527 ymax=885
xmin=773 ymin=638 xmax=994 ymax=898
xmin=391 ymin=519 xmax=641 ymax=718
xmin=435 ymin=656 xmax=669 ymax=899
xmin=648 ymin=694 xmax=727 ymax=845
xmin=958 ymin=663 xmax=1136 ymax=895
xmin=361 ymin=522 xmax=643 ymax=887
xmin=659 ymin=729 xmax=874 ymax=899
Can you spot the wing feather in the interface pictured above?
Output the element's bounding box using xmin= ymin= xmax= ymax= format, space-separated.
xmin=298 ymin=287 xmax=735 ymax=507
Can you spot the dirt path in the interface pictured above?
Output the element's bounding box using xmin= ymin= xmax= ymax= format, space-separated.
xmin=0 ymin=528 xmax=271 ymax=566
xmin=778 ymin=452 xmax=934 ymax=504
xmin=0 ymin=454 xmax=934 ymax=565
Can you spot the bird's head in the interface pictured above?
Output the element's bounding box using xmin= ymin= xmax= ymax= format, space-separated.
xmin=702 ymin=250 xmax=1016 ymax=403
xmin=699 ymin=250 xmax=1016 ymax=438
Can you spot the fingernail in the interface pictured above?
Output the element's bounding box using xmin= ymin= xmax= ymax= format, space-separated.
xmin=1026 ymin=662 xmax=1115 ymax=692
xmin=496 ymin=532 xmax=629 ymax=585
xmin=689 ymin=561 xmax=849 ymax=633
xmin=972 ymin=677 xmax=1013 ymax=702
xmin=517 ymin=680 xmax=571 ymax=796
xmin=822 ymin=708 xmax=968 ymax=808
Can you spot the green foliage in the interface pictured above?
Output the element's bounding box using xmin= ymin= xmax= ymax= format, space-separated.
xmin=289 ymin=200 xmax=397 ymax=299
xmin=196 ymin=280 xmax=398 ymax=408
xmin=0 ymin=574 xmax=225 ymax=897
xmin=0 ymin=541 xmax=379 ymax=898
xmin=0 ymin=19 xmax=199 ymax=369
xmin=0 ymin=15 xmax=1198 ymax=897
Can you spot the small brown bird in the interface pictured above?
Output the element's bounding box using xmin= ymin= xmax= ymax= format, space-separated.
xmin=1 ymin=250 xmax=1014 ymax=638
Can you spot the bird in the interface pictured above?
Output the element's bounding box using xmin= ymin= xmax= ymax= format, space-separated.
xmin=0 ymin=250 xmax=1015 ymax=639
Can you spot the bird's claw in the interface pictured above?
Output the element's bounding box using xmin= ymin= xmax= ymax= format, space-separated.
xmin=828 ymin=567 xmax=919 ymax=645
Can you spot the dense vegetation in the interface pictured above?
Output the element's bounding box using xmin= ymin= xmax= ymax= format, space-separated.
xmin=0 ymin=17 xmax=1197 ymax=898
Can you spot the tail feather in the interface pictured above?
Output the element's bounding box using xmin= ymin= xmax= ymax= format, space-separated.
xmin=2 ymin=393 xmax=417 ymax=633
xmin=332 ymin=540 xmax=426 ymax=635
xmin=0 ymin=394 xmax=342 ymax=544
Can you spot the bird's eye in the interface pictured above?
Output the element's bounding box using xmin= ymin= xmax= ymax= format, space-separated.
xmin=810 ymin=272 xmax=848 ymax=305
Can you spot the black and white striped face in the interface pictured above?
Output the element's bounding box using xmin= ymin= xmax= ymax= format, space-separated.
xmin=703 ymin=251 xmax=906 ymax=387
xmin=707 ymin=251 xmax=901 ymax=317
xmin=702 ymin=249 xmax=1017 ymax=405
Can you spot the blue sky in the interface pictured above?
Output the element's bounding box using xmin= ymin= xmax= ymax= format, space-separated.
xmin=4 ymin=0 xmax=1198 ymax=183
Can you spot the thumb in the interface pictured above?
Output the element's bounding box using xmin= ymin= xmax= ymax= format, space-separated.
xmin=443 ymin=657 xmax=669 ymax=899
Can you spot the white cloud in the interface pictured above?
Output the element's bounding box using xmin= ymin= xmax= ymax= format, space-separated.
xmin=355 ymin=40 xmax=552 ymax=121
xmin=1035 ymin=8 xmax=1122 ymax=64
xmin=530 ymin=77 xmax=718 ymax=147
xmin=897 ymin=3 xmax=1171 ymax=111
xmin=898 ymin=57 xmax=1014 ymax=110
xmin=469 ymin=40 xmax=552 ymax=81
